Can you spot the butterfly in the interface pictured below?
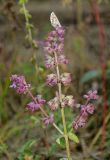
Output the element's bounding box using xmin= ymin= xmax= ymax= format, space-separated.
xmin=50 ymin=12 xmax=62 ymax=29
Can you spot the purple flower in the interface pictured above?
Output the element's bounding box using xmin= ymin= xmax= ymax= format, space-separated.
xmin=48 ymin=97 xmax=59 ymax=110
xmin=60 ymin=73 xmax=72 ymax=86
xmin=83 ymin=90 xmax=98 ymax=101
xmin=45 ymin=55 xmax=55 ymax=69
xmin=42 ymin=114 xmax=54 ymax=125
xmin=72 ymin=114 xmax=87 ymax=130
xmin=86 ymin=104 xmax=95 ymax=114
xmin=61 ymin=95 xmax=75 ymax=108
xmin=43 ymin=27 xmax=65 ymax=54
xmin=36 ymin=95 xmax=46 ymax=105
xmin=48 ymin=30 xmax=57 ymax=41
xmin=72 ymin=121 xmax=79 ymax=130
xmin=44 ymin=42 xmax=53 ymax=54
xmin=57 ymin=27 xmax=65 ymax=40
xmin=77 ymin=117 xmax=86 ymax=128
xmin=26 ymin=101 xmax=40 ymax=112
xmin=10 ymin=75 xmax=30 ymax=94
xmin=26 ymin=95 xmax=46 ymax=112
xmin=46 ymin=74 xmax=57 ymax=86
xmin=57 ymin=43 xmax=64 ymax=53
xmin=81 ymin=104 xmax=95 ymax=116
xmin=80 ymin=105 xmax=88 ymax=117
xmin=73 ymin=103 xmax=95 ymax=130
xmin=58 ymin=55 xmax=68 ymax=65
xmin=64 ymin=95 xmax=75 ymax=108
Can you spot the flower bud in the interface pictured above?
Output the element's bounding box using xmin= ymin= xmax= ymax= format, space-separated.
xmin=48 ymin=97 xmax=59 ymax=110
xmin=42 ymin=114 xmax=54 ymax=125
xmin=46 ymin=74 xmax=57 ymax=86
xmin=60 ymin=73 xmax=72 ymax=86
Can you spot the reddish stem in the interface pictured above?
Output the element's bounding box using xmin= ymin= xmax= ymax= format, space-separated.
xmin=27 ymin=90 xmax=48 ymax=117
xmin=27 ymin=90 xmax=64 ymax=135
xmin=91 ymin=0 xmax=107 ymax=145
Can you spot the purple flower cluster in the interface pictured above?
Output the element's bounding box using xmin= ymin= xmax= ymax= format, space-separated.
xmin=26 ymin=95 xmax=46 ymax=112
xmin=10 ymin=75 xmax=53 ymax=124
xmin=10 ymin=16 xmax=98 ymax=131
xmin=83 ymin=90 xmax=98 ymax=101
xmin=45 ymin=54 xmax=68 ymax=69
xmin=46 ymin=74 xmax=57 ymax=86
xmin=62 ymin=95 xmax=76 ymax=108
xmin=72 ymin=90 xmax=98 ymax=130
xmin=43 ymin=27 xmax=68 ymax=69
xmin=43 ymin=26 xmax=74 ymax=116
xmin=10 ymin=75 xmax=30 ymax=94
xmin=45 ymin=55 xmax=55 ymax=69
xmin=42 ymin=114 xmax=54 ymax=125
xmin=60 ymin=73 xmax=72 ymax=86
xmin=48 ymin=96 xmax=59 ymax=110
xmin=48 ymin=94 xmax=75 ymax=110
xmin=44 ymin=27 xmax=64 ymax=54
xmin=46 ymin=73 xmax=72 ymax=87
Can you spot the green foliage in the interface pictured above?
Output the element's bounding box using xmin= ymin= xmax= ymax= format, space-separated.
xmin=18 ymin=0 xmax=37 ymax=47
xmin=80 ymin=69 xmax=110 ymax=83
xmin=56 ymin=136 xmax=65 ymax=148
xmin=19 ymin=8 xmax=31 ymax=19
xmin=68 ymin=132 xmax=79 ymax=144
xmin=98 ymin=0 xmax=110 ymax=4
xmin=80 ymin=70 xmax=101 ymax=83
xmin=34 ymin=155 xmax=42 ymax=160
xmin=0 ymin=143 xmax=8 ymax=154
xmin=48 ymin=143 xmax=58 ymax=156
xmin=73 ymin=36 xmax=85 ymax=54
xmin=19 ymin=0 xmax=28 ymax=5
xmin=19 ymin=139 xmax=36 ymax=153
xmin=16 ymin=63 xmax=35 ymax=75
xmin=106 ymin=69 xmax=110 ymax=78
xmin=17 ymin=139 xmax=36 ymax=160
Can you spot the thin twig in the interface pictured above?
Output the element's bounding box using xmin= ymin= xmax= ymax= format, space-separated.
xmin=27 ymin=90 xmax=64 ymax=135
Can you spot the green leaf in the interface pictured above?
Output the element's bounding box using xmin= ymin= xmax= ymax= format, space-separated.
xmin=16 ymin=63 xmax=35 ymax=75
xmin=0 ymin=143 xmax=8 ymax=154
xmin=68 ymin=132 xmax=79 ymax=144
xmin=19 ymin=0 xmax=28 ymax=5
xmin=19 ymin=8 xmax=24 ymax=14
xmin=56 ymin=136 xmax=65 ymax=148
xmin=107 ymin=96 xmax=110 ymax=105
xmin=106 ymin=69 xmax=110 ymax=78
xmin=19 ymin=139 xmax=36 ymax=153
xmin=80 ymin=70 xmax=101 ymax=83
xmin=34 ymin=155 xmax=41 ymax=160
xmin=98 ymin=0 xmax=102 ymax=4
xmin=30 ymin=115 xmax=38 ymax=121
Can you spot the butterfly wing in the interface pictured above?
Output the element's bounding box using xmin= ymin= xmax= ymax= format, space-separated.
xmin=50 ymin=12 xmax=61 ymax=29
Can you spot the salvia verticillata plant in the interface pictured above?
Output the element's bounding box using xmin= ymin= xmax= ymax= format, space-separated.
xmin=10 ymin=12 xmax=98 ymax=160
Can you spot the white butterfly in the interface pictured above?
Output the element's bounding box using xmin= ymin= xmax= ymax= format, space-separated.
xmin=50 ymin=12 xmax=62 ymax=29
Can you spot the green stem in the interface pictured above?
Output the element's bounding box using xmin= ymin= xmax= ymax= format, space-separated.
xmin=54 ymin=52 xmax=71 ymax=160
xmin=77 ymin=0 xmax=82 ymax=30
xmin=53 ymin=123 xmax=64 ymax=135
xmin=61 ymin=108 xmax=71 ymax=160
xmin=22 ymin=3 xmax=33 ymax=44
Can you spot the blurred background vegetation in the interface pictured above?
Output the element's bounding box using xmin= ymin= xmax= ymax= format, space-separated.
xmin=0 ymin=0 xmax=110 ymax=159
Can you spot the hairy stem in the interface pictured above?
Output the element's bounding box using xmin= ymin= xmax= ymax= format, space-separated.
xmin=22 ymin=3 xmax=33 ymax=45
xmin=54 ymin=52 xmax=71 ymax=160
xmin=27 ymin=90 xmax=63 ymax=135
